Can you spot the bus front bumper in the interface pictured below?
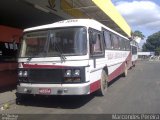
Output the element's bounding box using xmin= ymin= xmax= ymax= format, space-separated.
xmin=17 ymin=83 xmax=90 ymax=95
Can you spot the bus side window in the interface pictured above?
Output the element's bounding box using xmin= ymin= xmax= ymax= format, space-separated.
xmin=128 ymin=41 xmax=131 ymax=50
xmin=122 ymin=39 xmax=126 ymax=50
xmin=94 ymin=34 xmax=102 ymax=52
xmin=110 ymin=34 xmax=114 ymax=49
xmin=103 ymin=31 xmax=112 ymax=49
xmin=90 ymin=30 xmax=104 ymax=57
xmin=117 ymin=37 xmax=120 ymax=49
xmin=125 ymin=40 xmax=130 ymax=50
xmin=119 ymin=38 xmax=122 ymax=50
xmin=119 ymin=38 xmax=125 ymax=50
xmin=112 ymin=34 xmax=119 ymax=49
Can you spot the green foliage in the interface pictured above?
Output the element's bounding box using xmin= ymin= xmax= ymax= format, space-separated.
xmin=133 ymin=30 xmax=145 ymax=40
xmin=142 ymin=31 xmax=160 ymax=54
xmin=155 ymin=47 xmax=160 ymax=55
xmin=142 ymin=44 xmax=147 ymax=51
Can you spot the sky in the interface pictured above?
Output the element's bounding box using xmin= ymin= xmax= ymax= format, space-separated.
xmin=112 ymin=0 xmax=160 ymax=47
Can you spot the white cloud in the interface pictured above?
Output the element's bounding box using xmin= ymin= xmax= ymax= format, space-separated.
xmin=115 ymin=1 xmax=160 ymax=36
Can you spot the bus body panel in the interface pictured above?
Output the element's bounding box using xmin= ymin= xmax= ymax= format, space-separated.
xmin=17 ymin=83 xmax=90 ymax=95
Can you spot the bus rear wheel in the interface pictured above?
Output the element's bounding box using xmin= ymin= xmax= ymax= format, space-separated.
xmin=132 ymin=62 xmax=136 ymax=67
xmin=122 ymin=63 xmax=128 ymax=77
xmin=97 ymin=70 xmax=108 ymax=96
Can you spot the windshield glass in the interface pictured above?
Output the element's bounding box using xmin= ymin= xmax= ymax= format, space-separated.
xmin=20 ymin=27 xmax=87 ymax=58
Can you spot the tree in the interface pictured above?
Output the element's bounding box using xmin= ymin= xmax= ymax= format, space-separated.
xmin=155 ymin=47 xmax=160 ymax=55
xmin=133 ymin=30 xmax=145 ymax=40
xmin=142 ymin=31 xmax=160 ymax=55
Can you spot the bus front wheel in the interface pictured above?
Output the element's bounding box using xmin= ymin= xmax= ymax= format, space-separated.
xmin=96 ymin=70 xmax=108 ymax=96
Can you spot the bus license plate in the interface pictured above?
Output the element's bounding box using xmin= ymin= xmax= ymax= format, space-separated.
xmin=39 ymin=88 xmax=51 ymax=94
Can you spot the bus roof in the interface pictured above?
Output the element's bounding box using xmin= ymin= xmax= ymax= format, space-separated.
xmin=24 ymin=19 xmax=129 ymax=40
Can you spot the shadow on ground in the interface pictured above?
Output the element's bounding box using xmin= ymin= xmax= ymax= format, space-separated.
xmin=0 ymin=85 xmax=16 ymax=93
xmin=16 ymin=76 xmax=123 ymax=109
xmin=16 ymin=94 xmax=95 ymax=109
xmin=108 ymin=74 xmax=125 ymax=87
xmin=15 ymin=71 xmax=128 ymax=109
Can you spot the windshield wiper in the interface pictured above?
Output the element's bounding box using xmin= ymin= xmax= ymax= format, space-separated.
xmin=55 ymin=45 xmax=66 ymax=63
xmin=50 ymin=34 xmax=66 ymax=63
xmin=26 ymin=50 xmax=47 ymax=62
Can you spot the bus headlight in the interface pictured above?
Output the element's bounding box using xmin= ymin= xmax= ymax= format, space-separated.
xmin=73 ymin=69 xmax=80 ymax=77
xmin=23 ymin=71 xmax=28 ymax=77
xmin=64 ymin=70 xmax=72 ymax=77
xmin=64 ymin=69 xmax=81 ymax=83
xmin=18 ymin=70 xmax=28 ymax=77
xmin=18 ymin=71 xmax=23 ymax=77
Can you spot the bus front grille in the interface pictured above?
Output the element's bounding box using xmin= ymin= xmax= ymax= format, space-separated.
xmin=28 ymin=69 xmax=63 ymax=84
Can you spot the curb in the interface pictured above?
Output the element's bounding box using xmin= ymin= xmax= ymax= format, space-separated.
xmin=0 ymin=99 xmax=16 ymax=107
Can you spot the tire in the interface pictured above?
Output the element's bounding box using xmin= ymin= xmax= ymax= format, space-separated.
xmin=133 ymin=62 xmax=136 ymax=67
xmin=96 ymin=70 xmax=108 ymax=96
xmin=122 ymin=63 xmax=128 ymax=77
xmin=131 ymin=62 xmax=135 ymax=68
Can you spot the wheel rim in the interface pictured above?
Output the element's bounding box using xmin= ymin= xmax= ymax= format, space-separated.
xmin=125 ymin=65 xmax=128 ymax=75
xmin=101 ymin=71 xmax=108 ymax=92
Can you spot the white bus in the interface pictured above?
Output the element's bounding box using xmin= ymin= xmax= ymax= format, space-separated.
xmin=16 ymin=19 xmax=132 ymax=98
xmin=130 ymin=40 xmax=138 ymax=67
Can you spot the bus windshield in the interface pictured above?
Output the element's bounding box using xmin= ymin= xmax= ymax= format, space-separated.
xmin=20 ymin=27 xmax=87 ymax=58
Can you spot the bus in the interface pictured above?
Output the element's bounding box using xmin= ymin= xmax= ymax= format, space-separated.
xmin=16 ymin=19 xmax=132 ymax=98
xmin=130 ymin=40 xmax=138 ymax=67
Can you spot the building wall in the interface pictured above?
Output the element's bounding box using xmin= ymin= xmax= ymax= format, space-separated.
xmin=0 ymin=25 xmax=22 ymax=42
xmin=0 ymin=25 xmax=23 ymax=90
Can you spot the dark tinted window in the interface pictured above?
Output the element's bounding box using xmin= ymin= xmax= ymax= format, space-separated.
xmin=112 ymin=34 xmax=119 ymax=49
xmin=131 ymin=46 xmax=137 ymax=54
xmin=103 ymin=31 xmax=112 ymax=49
xmin=125 ymin=40 xmax=130 ymax=50
xmin=89 ymin=29 xmax=104 ymax=57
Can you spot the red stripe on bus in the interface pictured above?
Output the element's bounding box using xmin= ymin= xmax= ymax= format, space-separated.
xmin=108 ymin=52 xmax=132 ymax=81
xmin=89 ymin=52 xmax=132 ymax=94
xmin=90 ymin=80 xmax=101 ymax=93
xmin=22 ymin=63 xmax=66 ymax=69
xmin=108 ymin=62 xmax=125 ymax=81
